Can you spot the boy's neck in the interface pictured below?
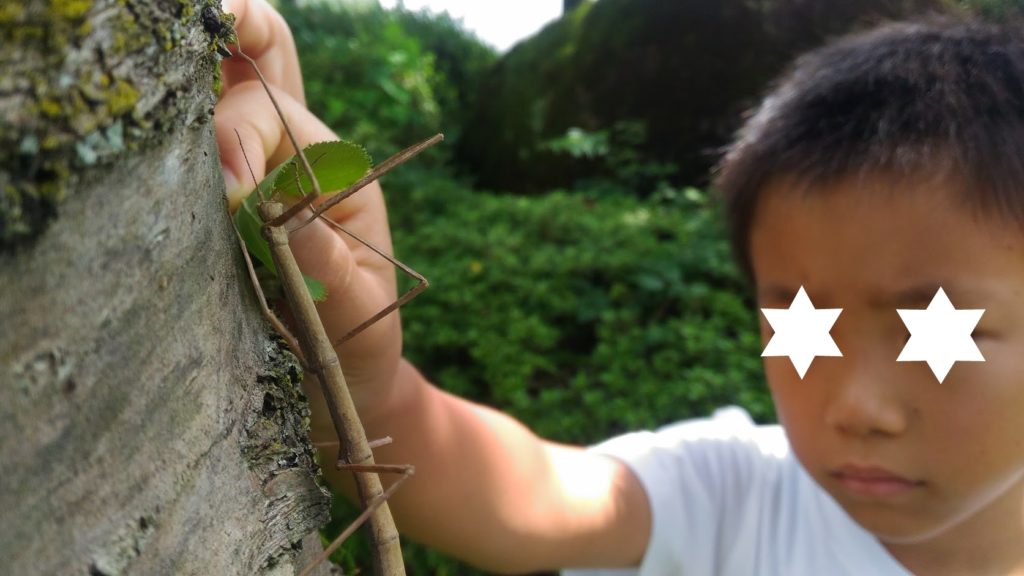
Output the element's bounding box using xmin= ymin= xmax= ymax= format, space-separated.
xmin=883 ymin=480 xmax=1024 ymax=576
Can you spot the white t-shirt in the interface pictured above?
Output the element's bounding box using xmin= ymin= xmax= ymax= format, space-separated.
xmin=562 ymin=406 xmax=913 ymax=576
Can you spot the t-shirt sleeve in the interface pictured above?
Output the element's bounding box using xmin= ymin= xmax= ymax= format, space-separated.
xmin=562 ymin=406 xmax=789 ymax=576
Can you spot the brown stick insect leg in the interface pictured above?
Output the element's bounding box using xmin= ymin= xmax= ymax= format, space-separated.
xmin=270 ymin=133 xmax=430 ymax=349
xmin=296 ymin=466 xmax=415 ymax=576
xmin=315 ymin=437 xmax=393 ymax=450
xmin=273 ymin=134 xmax=444 ymax=230
xmin=233 ymin=47 xmax=323 ymax=204
xmin=313 ymin=215 xmax=429 ymax=347
xmin=230 ymin=220 xmax=310 ymax=369
xmin=230 ymin=130 xmax=310 ymax=369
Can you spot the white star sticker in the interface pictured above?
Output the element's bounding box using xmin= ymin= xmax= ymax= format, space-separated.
xmin=897 ymin=288 xmax=984 ymax=383
xmin=761 ymin=286 xmax=843 ymax=379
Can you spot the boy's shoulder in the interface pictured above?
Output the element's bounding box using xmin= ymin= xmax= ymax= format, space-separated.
xmin=594 ymin=406 xmax=788 ymax=476
xmin=563 ymin=406 xmax=911 ymax=576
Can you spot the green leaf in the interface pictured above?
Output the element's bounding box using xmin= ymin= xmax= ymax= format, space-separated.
xmin=252 ymin=157 xmax=295 ymax=208
xmin=233 ymin=140 xmax=372 ymax=302
xmin=272 ymin=140 xmax=372 ymax=198
xmin=235 ymin=185 xmax=276 ymax=272
xmin=304 ymin=276 xmax=327 ymax=301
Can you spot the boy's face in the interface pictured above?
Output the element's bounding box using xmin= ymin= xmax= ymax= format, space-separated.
xmin=750 ymin=175 xmax=1024 ymax=545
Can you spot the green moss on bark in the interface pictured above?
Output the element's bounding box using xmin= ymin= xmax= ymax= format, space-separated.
xmin=0 ymin=0 xmax=234 ymax=250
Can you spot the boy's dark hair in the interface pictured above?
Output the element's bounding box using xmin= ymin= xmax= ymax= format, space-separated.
xmin=714 ymin=16 xmax=1024 ymax=280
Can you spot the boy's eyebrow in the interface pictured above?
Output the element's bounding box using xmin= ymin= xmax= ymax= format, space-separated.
xmin=870 ymin=283 xmax=948 ymax=308
xmin=869 ymin=282 xmax=995 ymax=309
xmin=756 ymin=284 xmax=800 ymax=304
xmin=756 ymin=282 xmax=992 ymax=308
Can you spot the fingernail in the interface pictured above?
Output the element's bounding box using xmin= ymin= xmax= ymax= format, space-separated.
xmin=222 ymin=165 xmax=239 ymax=189
xmin=222 ymin=166 xmax=247 ymax=213
xmin=221 ymin=0 xmax=236 ymax=14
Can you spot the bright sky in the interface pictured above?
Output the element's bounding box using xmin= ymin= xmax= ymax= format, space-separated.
xmin=377 ymin=0 xmax=563 ymax=52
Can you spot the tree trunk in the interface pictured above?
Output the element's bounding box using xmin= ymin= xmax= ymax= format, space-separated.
xmin=0 ymin=1 xmax=333 ymax=574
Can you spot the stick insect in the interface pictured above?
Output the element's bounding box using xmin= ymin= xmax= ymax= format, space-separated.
xmin=227 ymin=42 xmax=441 ymax=576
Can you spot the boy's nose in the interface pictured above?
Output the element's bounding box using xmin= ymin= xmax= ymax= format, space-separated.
xmin=822 ymin=354 xmax=910 ymax=439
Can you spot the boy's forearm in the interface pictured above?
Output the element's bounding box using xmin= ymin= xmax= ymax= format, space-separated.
xmin=310 ymin=358 xmax=649 ymax=573
xmin=316 ymin=358 xmax=561 ymax=571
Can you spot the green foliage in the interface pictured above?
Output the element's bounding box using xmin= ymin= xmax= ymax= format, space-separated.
xmin=387 ymin=169 xmax=772 ymax=444
xmin=234 ymin=139 xmax=371 ymax=301
xmin=270 ymin=139 xmax=371 ymax=197
xmin=456 ymin=2 xmax=594 ymax=193
xmin=543 ymin=126 xmax=611 ymax=159
xmin=320 ymin=167 xmax=771 ymax=573
xmin=391 ymin=7 xmax=497 ymax=139
xmin=458 ymin=0 xmax=949 ymax=194
xmin=277 ymin=3 xmax=784 ymax=571
xmin=952 ymin=0 xmax=1024 ymax=17
xmin=278 ymin=0 xmax=496 ymax=162
xmin=543 ymin=121 xmax=679 ymax=197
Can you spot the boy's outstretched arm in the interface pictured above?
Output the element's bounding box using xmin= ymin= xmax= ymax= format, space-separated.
xmin=216 ymin=1 xmax=650 ymax=571
xmin=310 ymin=359 xmax=651 ymax=573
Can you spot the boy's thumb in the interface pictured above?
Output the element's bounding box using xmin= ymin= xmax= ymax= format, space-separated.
xmin=214 ymin=83 xmax=274 ymax=213
xmin=222 ymin=165 xmax=249 ymax=213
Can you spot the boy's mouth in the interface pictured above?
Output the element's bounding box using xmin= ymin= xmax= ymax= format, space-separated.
xmin=829 ymin=464 xmax=926 ymax=498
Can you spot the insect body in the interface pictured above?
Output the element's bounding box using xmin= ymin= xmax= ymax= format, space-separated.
xmin=229 ymin=43 xmax=440 ymax=576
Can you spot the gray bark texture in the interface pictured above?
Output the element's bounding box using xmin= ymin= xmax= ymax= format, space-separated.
xmin=0 ymin=1 xmax=334 ymax=575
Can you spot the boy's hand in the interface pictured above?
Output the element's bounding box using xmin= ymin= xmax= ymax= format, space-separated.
xmin=213 ymin=3 xmax=652 ymax=570
xmin=219 ymin=0 xmax=305 ymax=107
xmin=214 ymin=0 xmax=403 ymax=414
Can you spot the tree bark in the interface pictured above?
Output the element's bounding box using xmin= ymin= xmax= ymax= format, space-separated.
xmin=0 ymin=1 xmax=333 ymax=574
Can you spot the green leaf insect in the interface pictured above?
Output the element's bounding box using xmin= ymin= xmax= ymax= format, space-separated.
xmin=234 ymin=140 xmax=372 ymax=301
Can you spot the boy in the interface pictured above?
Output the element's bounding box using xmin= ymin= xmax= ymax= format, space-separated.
xmin=217 ymin=2 xmax=1024 ymax=574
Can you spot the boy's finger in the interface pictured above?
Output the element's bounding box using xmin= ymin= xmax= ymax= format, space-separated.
xmin=214 ymin=80 xmax=388 ymax=251
xmin=220 ymin=0 xmax=305 ymax=105
xmin=214 ymin=80 xmax=334 ymax=211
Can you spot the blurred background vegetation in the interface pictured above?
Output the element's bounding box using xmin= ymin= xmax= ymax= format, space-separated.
xmin=272 ymin=0 xmax=1023 ymax=572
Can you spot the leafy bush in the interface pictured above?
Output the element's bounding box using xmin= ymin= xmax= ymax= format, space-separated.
xmin=953 ymin=0 xmax=1024 ymax=17
xmin=280 ymin=3 xmax=778 ymax=571
xmin=386 ymin=168 xmax=771 ymax=444
xmin=278 ymin=0 xmax=496 ymax=162
xmin=543 ymin=121 xmax=680 ymax=198
xmin=323 ymin=167 xmax=771 ymax=572
xmin=457 ymin=0 xmax=950 ymax=194
xmin=390 ymin=7 xmax=497 ymax=144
